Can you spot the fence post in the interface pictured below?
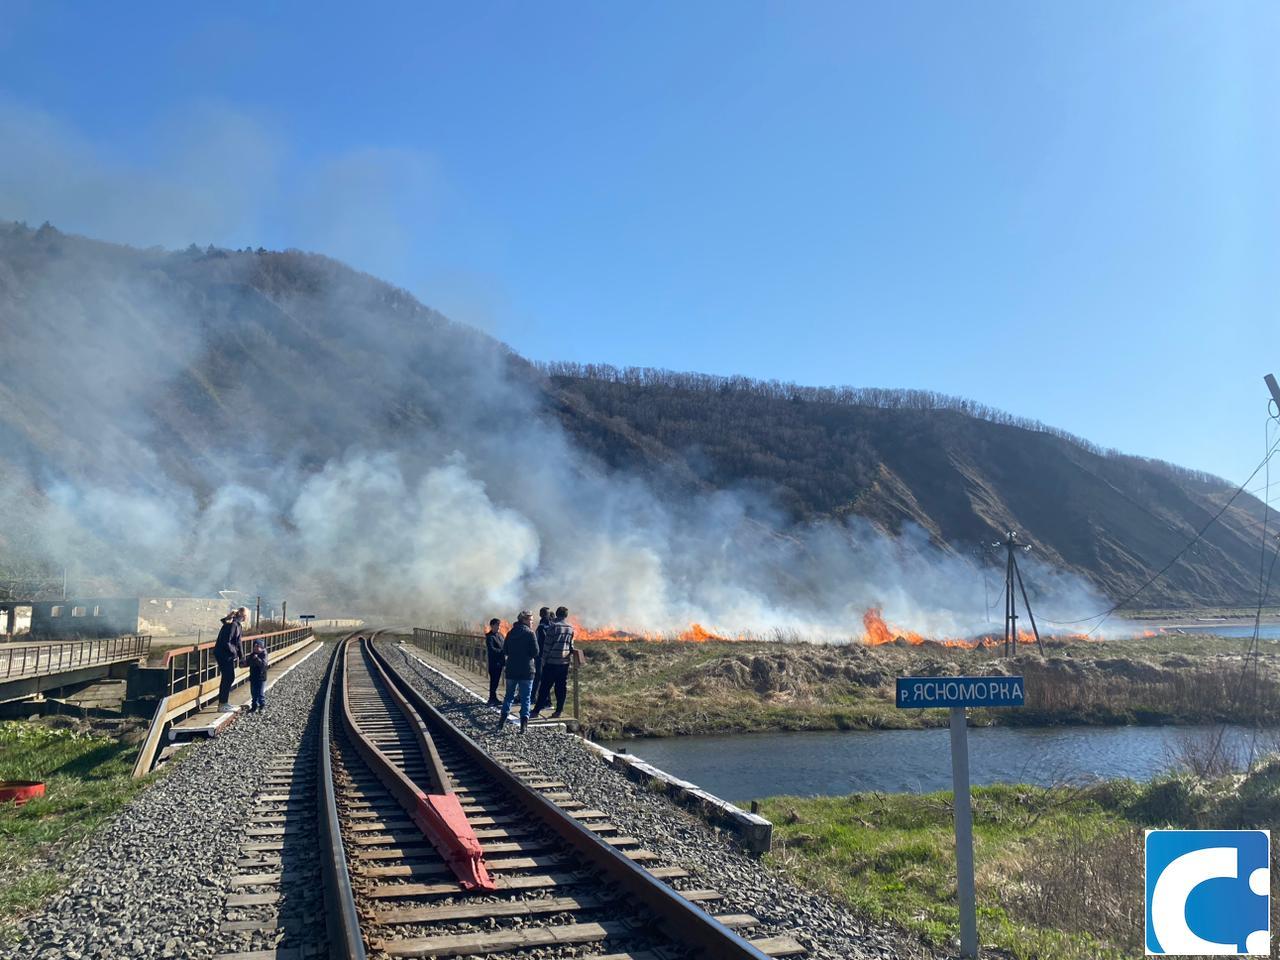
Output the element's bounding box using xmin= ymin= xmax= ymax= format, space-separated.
xmin=573 ymin=657 xmax=580 ymax=720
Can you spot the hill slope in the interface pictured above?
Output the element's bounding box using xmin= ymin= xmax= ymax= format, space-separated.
xmin=0 ymin=221 xmax=1267 ymax=617
xmin=543 ymin=375 xmax=1268 ymax=610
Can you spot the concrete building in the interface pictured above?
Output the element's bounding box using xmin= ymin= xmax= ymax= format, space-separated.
xmin=11 ymin=597 xmax=230 ymax=639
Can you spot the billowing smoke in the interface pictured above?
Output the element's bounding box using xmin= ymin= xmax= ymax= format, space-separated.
xmin=0 ymin=97 xmax=1114 ymax=641
xmin=0 ymin=221 xmax=1112 ymax=641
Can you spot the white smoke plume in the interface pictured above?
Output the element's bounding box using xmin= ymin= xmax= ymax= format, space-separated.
xmin=0 ymin=227 xmax=1112 ymax=642
xmin=0 ymin=99 xmax=1116 ymax=642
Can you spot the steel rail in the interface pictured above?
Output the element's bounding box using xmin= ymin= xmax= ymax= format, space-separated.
xmin=318 ymin=635 xmax=367 ymax=960
xmin=367 ymin=636 xmax=774 ymax=960
xmin=339 ymin=635 xmax=493 ymax=890
xmin=362 ymin=635 xmax=454 ymax=794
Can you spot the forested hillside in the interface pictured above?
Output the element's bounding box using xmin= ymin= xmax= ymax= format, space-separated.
xmin=542 ymin=365 xmax=1268 ymax=608
xmin=0 ymin=220 xmax=1267 ymax=611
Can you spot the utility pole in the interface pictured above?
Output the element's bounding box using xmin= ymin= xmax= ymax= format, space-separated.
xmin=1004 ymin=535 xmax=1017 ymax=657
xmin=1002 ymin=532 xmax=1045 ymax=657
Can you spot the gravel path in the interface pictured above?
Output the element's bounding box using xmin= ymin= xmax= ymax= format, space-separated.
xmin=2 ymin=643 xmax=332 ymax=960
xmin=387 ymin=641 xmax=950 ymax=960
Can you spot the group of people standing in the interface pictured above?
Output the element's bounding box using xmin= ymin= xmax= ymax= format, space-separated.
xmin=485 ymin=606 xmax=576 ymax=733
xmin=212 ymin=607 xmax=270 ymax=714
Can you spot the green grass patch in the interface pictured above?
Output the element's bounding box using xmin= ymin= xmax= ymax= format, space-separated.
xmin=0 ymin=721 xmax=151 ymax=937
xmin=761 ymin=786 xmax=1141 ymax=959
xmin=759 ymin=761 xmax=1280 ymax=960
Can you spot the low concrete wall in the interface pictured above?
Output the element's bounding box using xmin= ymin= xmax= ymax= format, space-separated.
xmin=592 ymin=745 xmax=773 ymax=855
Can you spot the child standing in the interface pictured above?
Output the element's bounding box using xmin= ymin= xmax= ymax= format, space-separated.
xmin=247 ymin=639 xmax=268 ymax=712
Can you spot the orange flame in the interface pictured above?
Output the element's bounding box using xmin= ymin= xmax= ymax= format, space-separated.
xmin=477 ymin=608 xmax=1113 ymax=648
xmin=860 ymin=607 xmax=1047 ymax=649
xmin=558 ymin=617 xmax=741 ymax=643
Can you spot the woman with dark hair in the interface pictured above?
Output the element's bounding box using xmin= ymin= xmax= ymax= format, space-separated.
xmin=213 ymin=607 xmax=248 ymax=713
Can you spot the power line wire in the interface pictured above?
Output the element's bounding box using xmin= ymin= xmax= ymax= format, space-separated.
xmin=1039 ymin=421 xmax=1280 ymax=632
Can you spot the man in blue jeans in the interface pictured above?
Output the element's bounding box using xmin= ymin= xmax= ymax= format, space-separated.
xmin=497 ymin=610 xmax=538 ymax=734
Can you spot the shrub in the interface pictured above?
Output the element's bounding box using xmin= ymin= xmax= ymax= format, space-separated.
xmin=1012 ymin=824 xmax=1144 ymax=956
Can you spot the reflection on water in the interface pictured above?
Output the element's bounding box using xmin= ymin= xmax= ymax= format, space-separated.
xmin=600 ymin=725 xmax=1273 ymax=800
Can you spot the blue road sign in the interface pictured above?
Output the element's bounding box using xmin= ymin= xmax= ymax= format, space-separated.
xmin=896 ymin=675 xmax=1025 ymax=709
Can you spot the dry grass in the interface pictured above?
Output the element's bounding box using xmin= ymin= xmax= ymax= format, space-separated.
xmin=576 ymin=634 xmax=1280 ymax=737
xmin=1010 ymin=823 xmax=1145 ymax=955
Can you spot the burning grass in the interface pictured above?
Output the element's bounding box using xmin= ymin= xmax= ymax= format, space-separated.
xmin=531 ymin=604 xmax=1153 ymax=651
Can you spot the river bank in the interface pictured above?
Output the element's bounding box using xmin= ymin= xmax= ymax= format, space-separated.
xmin=577 ymin=632 xmax=1280 ymax=738
xmin=758 ymin=760 xmax=1280 ymax=960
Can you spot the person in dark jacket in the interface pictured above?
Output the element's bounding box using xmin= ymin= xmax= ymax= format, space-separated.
xmin=484 ymin=618 xmax=505 ymax=705
xmin=533 ymin=607 xmax=551 ymax=705
xmin=247 ymin=638 xmax=268 ymax=712
xmin=213 ymin=607 xmax=248 ymax=713
xmin=497 ymin=610 xmax=538 ymax=734
xmin=531 ymin=606 xmax=575 ymax=719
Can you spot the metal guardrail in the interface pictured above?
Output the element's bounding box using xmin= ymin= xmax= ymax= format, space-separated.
xmin=164 ymin=626 xmax=312 ymax=696
xmin=131 ymin=627 xmax=316 ymax=778
xmin=410 ymin=626 xmax=581 ymax=720
xmin=0 ymin=634 xmax=152 ymax=681
xmin=411 ymin=628 xmax=488 ymax=677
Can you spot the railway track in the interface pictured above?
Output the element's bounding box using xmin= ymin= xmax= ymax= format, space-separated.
xmin=318 ymin=632 xmax=805 ymax=960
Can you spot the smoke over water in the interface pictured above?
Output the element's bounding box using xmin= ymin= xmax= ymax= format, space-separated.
xmin=0 ymin=221 xmax=1118 ymax=642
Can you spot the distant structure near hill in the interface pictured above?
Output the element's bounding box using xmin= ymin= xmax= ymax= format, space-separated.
xmin=2 ymin=597 xmax=227 ymax=639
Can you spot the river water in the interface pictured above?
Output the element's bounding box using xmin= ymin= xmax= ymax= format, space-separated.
xmin=1161 ymin=623 xmax=1280 ymax=639
xmin=600 ymin=724 xmax=1271 ymax=800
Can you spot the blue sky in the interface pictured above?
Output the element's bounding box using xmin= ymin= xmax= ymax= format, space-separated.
xmin=1 ymin=1 xmax=1276 ymax=485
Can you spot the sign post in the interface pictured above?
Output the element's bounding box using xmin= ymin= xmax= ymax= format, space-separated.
xmin=896 ymin=675 xmax=1026 ymax=958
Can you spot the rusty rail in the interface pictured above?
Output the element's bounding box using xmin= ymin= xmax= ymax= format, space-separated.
xmin=164 ymin=626 xmax=311 ymax=696
xmin=343 ymin=635 xmax=494 ymax=890
xmin=0 ymin=634 xmax=151 ymax=681
xmin=371 ymin=636 xmax=769 ymax=959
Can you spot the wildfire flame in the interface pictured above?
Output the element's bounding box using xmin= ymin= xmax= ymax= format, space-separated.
xmin=477 ymin=608 xmax=1129 ymax=647
xmin=567 ymin=618 xmax=737 ymax=643
xmin=478 ymin=617 xmax=740 ymax=643
xmin=860 ymin=607 xmax=1083 ymax=649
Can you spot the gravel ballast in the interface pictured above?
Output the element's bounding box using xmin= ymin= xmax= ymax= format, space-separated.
xmin=387 ymin=641 xmax=949 ymax=960
xmin=2 ymin=642 xmax=332 ymax=960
